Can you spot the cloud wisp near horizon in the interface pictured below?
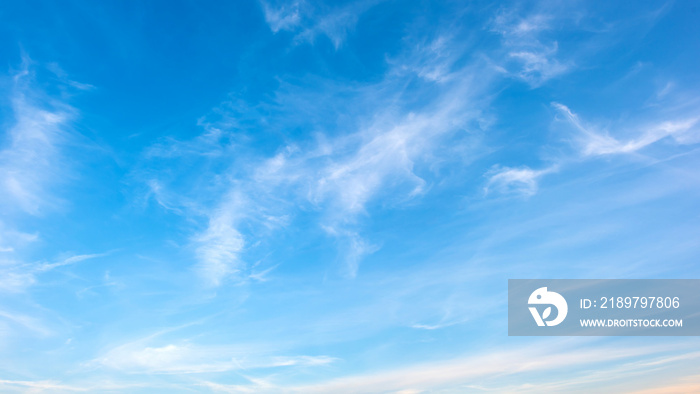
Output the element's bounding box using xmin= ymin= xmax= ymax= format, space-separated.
xmin=1 ymin=0 xmax=699 ymax=392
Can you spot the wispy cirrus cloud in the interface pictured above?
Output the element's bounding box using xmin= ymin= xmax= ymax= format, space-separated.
xmin=140 ymin=33 xmax=497 ymax=283
xmin=490 ymin=8 xmax=570 ymax=86
xmin=260 ymin=0 xmax=303 ymax=33
xmin=260 ymin=0 xmax=381 ymax=48
xmin=553 ymin=102 xmax=700 ymax=156
xmin=484 ymin=96 xmax=699 ymax=199
xmin=0 ymin=221 xmax=37 ymax=253
xmin=0 ymin=308 xmax=54 ymax=337
xmin=484 ymin=165 xmax=557 ymax=197
xmin=491 ymin=10 xmax=552 ymax=37
xmin=0 ymin=66 xmax=75 ymax=216
xmin=508 ymin=42 xmax=569 ymax=85
xmin=0 ymin=379 xmax=168 ymax=393
xmin=93 ymin=339 xmax=335 ymax=374
xmin=1 ymin=1 xmax=698 ymax=393
xmin=0 ymin=59 xmax=101 ymax=294
xmin=190 ymin=341 xmax=700 ymax=393
xmin=0 ymin=252 xmax=107 ymax=293
xmin=0 ymin=379 xmax=87 ymax=393
xmin=293 ymin=344 xmax=700 ymax=393
xmin=194 ymin=193 xmax=247 ymax=286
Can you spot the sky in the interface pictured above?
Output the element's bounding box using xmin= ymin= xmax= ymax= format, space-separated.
xmin=0 ymin=0 xmax=700 ymax=392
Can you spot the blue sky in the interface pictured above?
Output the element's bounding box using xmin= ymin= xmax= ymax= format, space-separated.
xmin=1 ymin=0 xmax=700 ymax=392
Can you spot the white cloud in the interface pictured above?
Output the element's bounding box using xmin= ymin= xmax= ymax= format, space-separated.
xmin=36 ymin=252 xmax=109 ymax=272
xmin=262 ymin=74 xmax=489 ymax=274
xmin=142 ymin=35 xmax=497 ymax=282
xmin=0 ymin=379 xmax=87 ymax=393
xmin=485 ymin=165 xmax=556 ymax=197
xmin=233 ymin=108 xmax=447 ymax=278
xmin=321 ymin=226 xmax=379 ymax=278
xmin=289 ymin=342 xmax=699 ymax=393
xmin=194 ymin=194 xmax=247 ymax=286
xmin=405 ymin=38 xmax=455 ymax=83
xmin=46 ymin=62 xmax=96 ymax=92
xmin=491 ymin=11 xmax=551 ymax=37
xmin=94 ymin=341 xmax=335 ymax=374
xmin=553 ymin=102 xmax=700 ymax=156
xmin=490 ymin=9 xmax=570 ymax=86
xmin=0 ymin=309 xmax=53 ymax=337
xmin=198 ymin=379 xmax=275 ymax=393
xmin=630 ymin=376 xmax=700 ymax=394
xmin=0 ymin=60 xmax=101 ymax=294
xmin=261 ymin=0 xmax=303 ymax=33
xmin=0 ymin=264 xmax=37 ymax=293
xmin=0 ymin=81 xmax=73 ymax=216
xmin=0 ymin=252 xmax=105 ymax=293
xmin=509 ymin=42 xmax=568 ymax=84
xmin=0 ymin=379 xmax=168 ymax=393
xmin=292 ymin=4 xmax=363 ymax=49
xmin=260 ymin=0 xmax=380 ymax=49
xmin=0 ymin=221 xmax=38 ymax=254
xmin=484 ymin=99 xmax=699 ymax=199
xmin=312 ymin=114 xmax=434 ymax=213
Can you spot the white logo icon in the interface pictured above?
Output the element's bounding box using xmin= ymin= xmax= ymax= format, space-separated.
xmin=528 ymin=287 xmax=568 ymax=327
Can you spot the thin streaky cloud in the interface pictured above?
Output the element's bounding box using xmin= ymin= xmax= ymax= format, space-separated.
xmin=261 ymin=0 xmax=381 ymax=49
xmin=553 ymin=102 xmax=700 ymax=156
xmin=194 ymin=194 xmax=247 ymax=286
xmin=0 ymin=75 xmax=74 ymax=215
xmin=36 ymin=252 xmax=110 ymax=272
xmin=0 ymin=379 xmax=87 ymax=393
xmin=287 ymin=342 xmax=700 ymax=393
xmin=92 ymin=341 xmax=336 ymax=375
xmin=142 ymin=35 xmax=498 ymax=282
xmin=0 ymin=252 xmax=107 ymax=293
xmin=490 ymin=8 xmax=571 ymax=86
xmin=0 ymin=309 xmax=53 ymax=336
xmin=0 ymin=1 xmax=698 ymax=392
xmin=261 ymin=0 xmax=303 ymax=33
xmin=484 ymin=165 xmax=557 ymax=197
